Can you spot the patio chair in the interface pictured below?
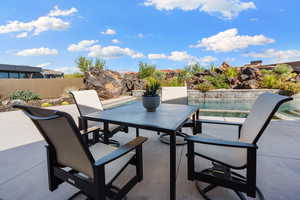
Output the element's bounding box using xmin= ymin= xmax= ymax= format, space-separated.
xmin=186 ymin=93 xmax=292 ymax=200
xmin=71 ymin=90 xmax=128 ymax=146
xmin=14 ymin=104 xmax=147 ymax=200
xmin=159 ymin=86 xmax=199 ymax=145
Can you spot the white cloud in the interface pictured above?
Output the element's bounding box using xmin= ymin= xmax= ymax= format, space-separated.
xmin=36 ymin=63 xmax=51 ymax=68
xmin=143 ymin=0 xmax=256 ymax=20
xmin=111 ymin=39 xmax=120 ymax=44
xmin=191 ymin=28 xmax=274 ymax=52
xmin=199 ymin=55 xmax=218 ymax=63
xmin=16 ymin=32 xmax=28 ymax=38
xmin=48 ymin=5 xmax=78 ymax=17
xmin=0 ymin=7 xmax=76 ymax=37
xmin=148 ymin=51 xmax=218 ymax=64
xmin=88 ymin=45 xmax=144 ymax=59
xmin=148 ymin=53 xmax=167 ymax=59
xmin=101 ymin=28 xmax=116 ymax=35
xmin=68 ymin=40 xmax=143 ymax=59
xmin=67 ymin=40 xmax=98 ymax=52
xmin=168 ymin=51 xmax=194 ymax=61
xmin=16 ymin=47 xmax=58 ymax=56
xmin=245 ymin=49 xmax=300 ymax=62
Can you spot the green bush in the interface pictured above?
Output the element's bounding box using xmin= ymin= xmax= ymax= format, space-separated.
xmin=195 ymin=82 xmax=215 ymax=92
xmin=10 ymin=90 xmax=41 ymax=102
xmin=138 ymin=62 xmax=156 ymax=79
xmin=185 ymin=63 xmax=205 ymax=74
xmin=41 ymin=102 xmax=53 ymax=107
xmin=273 ymin=64 xmax=293 ymax=75
xmin=279 ymin=82 xmax=300 ymax=96
xmin=160 ymin=77 xmax=185 ymax=87
xmin=259 ymin=74 xmax=280 ymax=89
xmin=94 ymin=59 xmax=106 ymax=70
xmin=152 ymin=70 xmax=165 ymax=81
xmin=204 ymin=74 xmax=230 ymax=89
xmin=260 ymin=69 xmax=274 ymax=75
xmin=76 ymin=56 xmax=93 ymax=73
xmin=224 ymin=67 xmax=239 ymax=79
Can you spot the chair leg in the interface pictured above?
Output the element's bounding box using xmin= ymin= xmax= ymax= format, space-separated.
xmin=159 ymin=132 xmax=188 ymax=145
xmin=195 ymin=182 xmax=214 ymax=200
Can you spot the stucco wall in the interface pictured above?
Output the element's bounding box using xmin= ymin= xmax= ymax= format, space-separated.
xmin=0 ymin=78 xmax=84 ymax=99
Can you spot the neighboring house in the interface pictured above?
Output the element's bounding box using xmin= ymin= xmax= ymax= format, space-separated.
xmin=42 ymin=69 xmax=64 ymax=78
xmin=0 ymin=64 xmax=64 ymax=79
xmin=0 ymin=64 xmax=43 ymax=79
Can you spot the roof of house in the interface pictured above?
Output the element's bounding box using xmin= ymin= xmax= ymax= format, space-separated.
xmin=0 ymin=64 xmax=42 ymax=73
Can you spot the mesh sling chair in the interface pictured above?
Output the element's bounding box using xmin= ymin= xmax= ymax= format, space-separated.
xmin=186 ymin=93 xmax=292 ymax=200
xmin=159 ymin=86 xmax=199 ymax=145
xmin=71 ymin=90 xmax=128 ymax=146
xmin=14 ymin=104 xmax=147 ymax=200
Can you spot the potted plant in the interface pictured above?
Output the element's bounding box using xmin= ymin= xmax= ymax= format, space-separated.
xmin=142 ymin=78 xmax=161 ymax=112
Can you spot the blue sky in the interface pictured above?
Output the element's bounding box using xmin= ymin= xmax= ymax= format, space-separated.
xmin=0 ymin=0 xmax=299 ymax=73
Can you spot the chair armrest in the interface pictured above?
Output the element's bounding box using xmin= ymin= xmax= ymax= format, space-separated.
xmin=80 ymin=126 xmax=100 ymax=135
xmin=94 ymin=136 xmax=148 ymax=166
xmin=185 ymin=135 xmax=257 ymax=149
xmin=197 ymin=119 xmax=243 ymax=127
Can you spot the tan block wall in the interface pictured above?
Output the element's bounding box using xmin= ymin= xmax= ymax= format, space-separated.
xmin=0 ymin=78 xmax=84 ymax=99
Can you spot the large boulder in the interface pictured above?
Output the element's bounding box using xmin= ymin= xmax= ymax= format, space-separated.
xmin=238 ymin=67 xmax=260 ymax=81
xmin=121 ymin=73 xmax=146 ymax=95
xmin=234 ymin=79 xmax=259 ymax=89
xmin=84 ymin=67 xmax=123 ymax=99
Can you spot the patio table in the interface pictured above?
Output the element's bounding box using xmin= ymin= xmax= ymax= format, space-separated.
xmin=81 ymin=101 xmax=199 ymax=200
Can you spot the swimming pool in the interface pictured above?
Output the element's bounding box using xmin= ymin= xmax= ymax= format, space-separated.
xmin=189 ymin=98 xmax=300 ymax=119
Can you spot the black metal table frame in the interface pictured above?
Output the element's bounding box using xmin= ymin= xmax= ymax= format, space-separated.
xmin=81 ymin=109 xmax=199 ymax=200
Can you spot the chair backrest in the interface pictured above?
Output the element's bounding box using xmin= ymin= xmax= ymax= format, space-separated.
xmin=161 ymin=86 xmax=188 ymax=104
xmin=71 ymin=90 xmax=104 ymax=116
xmin=239 ymin=93 xmax=292 ymax=144
xmin=14 ymin=105 xmax=95 ymax=178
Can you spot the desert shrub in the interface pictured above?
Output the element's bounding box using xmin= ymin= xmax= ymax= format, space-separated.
xmin=161 ymin=77 xmax=185 ymax=87
xmin=278 ymin=82 xmax=300 ymax=96
xmin=152 ymin=70 xmax=165 ymax=81
xmin=76 ymin=56 xmax=93 ymax=73
xmin=273 ymin=64 xmax=293 ymax=75
xmin=260 ymin=69 xmax=274 ymax=75
xmin=185 ymin=63 xmax=205 ymax=74
xmin=138 ymin=62 xmax=156 ymax=79
xmin=195 ymin=82 xmax=215 ymax=92
xmin=64 ymin=73 xmax=84 ymax=78
xmin=224 ymin=67 xmax=239 ymax=79
xmin=177 ymin=70 xmax=193 ymax=83
xmin=94 ymin=59 xmax=106 ymax=70
xmin=259 ymin=74 xmax=280 ymax=89
xmin=10 ymin=90 xmax=41 ymax=102
xmin=204 ymin=74 xmax=230 ymax=89
xmin=61 ymin=101 xmax=70 ymax=105
xmin=41 ymin=102 xmax=53 ymax=107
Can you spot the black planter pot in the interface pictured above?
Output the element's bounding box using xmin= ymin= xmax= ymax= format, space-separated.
xmin=142 ymin=95 xmax=160 ymax=112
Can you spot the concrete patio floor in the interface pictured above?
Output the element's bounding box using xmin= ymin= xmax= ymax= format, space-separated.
xmin=1 ymin=103 xmax=300 ymax=200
